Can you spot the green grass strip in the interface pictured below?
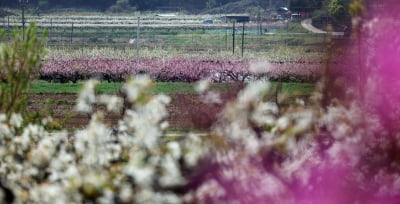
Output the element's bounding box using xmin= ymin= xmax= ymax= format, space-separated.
xmin=30 ymin=81 xmax=200 ymax=94
xmin=30 ymin=81 xmax=315 ymax=95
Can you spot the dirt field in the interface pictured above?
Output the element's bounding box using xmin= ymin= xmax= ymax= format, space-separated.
xmin=28 ymin=92 xmax=239 ymax=130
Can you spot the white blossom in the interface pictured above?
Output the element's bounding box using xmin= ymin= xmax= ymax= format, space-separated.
xmin=184 ymin=134 xmax=206 ymax=167
xmin=249 ymin=60 xmax=273 ymax=73
xmin=31 ymin=184 xmax=68 ymax=204
xmin=201 ymin=91 xmax=222 ymax=104
xmin=41 ymin=116 xmax=53 ymax=125
xmin=292 ymin=110 xmax=314 ymax=134
xmin=122 ymin=75 xmax=152 ymax=102
xmin=167 ymin=141 xmax=181 ymax=160
xmin=0 ymin=114 xmax=6 ymax=122
xmin=237 ymin=81 xmax=270 ymax=105
xmin=97 ymin=94 xmax=123 ymax=112
xmin=76 ymin=79 xmax=99 ymax=112
xmin=29 ymin=137 xmax=58 ymax=167
xmin=74 ymin=113 xmax=116 ymax=166
xmin=124 ymin=150 xmax=155 ymax=187
xmin=195 ymin=79 xmax=210 ymax=94
xmin=159 ymin=155 xmax=185 ymax=187
xmin=276 ymin=116 xmax=290 ymax=130
xmin=119 ymin=185 xmax=133 ymax=202
xmin=10 ymin=113 xmax=23 ymax=128
xmin=193 ymin=179 xmax=226 ymax=201
xmin=251 ymin=102 xmax=278 ymax=126
xmin=0 ymin=123 xmax=12 ymax=139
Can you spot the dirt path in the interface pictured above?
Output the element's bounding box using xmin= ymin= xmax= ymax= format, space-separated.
xmin=301 ymin=19 xmax=344 ymax=36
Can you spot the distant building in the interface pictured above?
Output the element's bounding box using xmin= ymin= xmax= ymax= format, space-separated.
xmin=203 ymin=19 xmax=214 ymax=24
xmin=291 ymin=13 xmax=301 ymax=21
xmin=154 ymin=13 xmax=177 ymax=17
xmin=155 ymin=6 xmax=183 ymax=13
xmin=277 ymin=7 xmax=290 ymax=19
xmin=225 ymin=15 xmax=250 ymax=23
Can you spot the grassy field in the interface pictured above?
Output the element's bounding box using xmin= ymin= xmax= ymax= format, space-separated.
xmin=30 ymin=81 xmax=315 ymax=95
xmin=34 ymin=21 xmax=326 ymax=55
xmin=0 ymin=20 xmax=326 ymax=59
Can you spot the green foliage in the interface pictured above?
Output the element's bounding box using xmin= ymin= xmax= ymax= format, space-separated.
xmin=311 ymin=7 xmax=327 ymax=20
xmin=0 ymin=0 xmax=286 ymax=13
xmin=328 ymin=0 xmax=350 ymax=21
xmin=0 ymin=23 xmax=47 ymax=116
xmin=310 ymin=0 xmax=352 ymax=31
xmin=290 ymin=0 xmax=324 ymax=11
xmin=108 ymin=0 xmax=136 ymax=13
xmin=38 ymin=0 xmax=49 ymax=10
xmin=206 ymin=0 xmax=217 ymax=9
xmin=348 ymin=0 xmax=365 ymax=17
xmin=246 ymin=6 xmax=264 ymax=18
xmin=30 ymin=81 xmax=315 ymax=96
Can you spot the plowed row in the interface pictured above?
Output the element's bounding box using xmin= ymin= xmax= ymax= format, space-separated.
xmin=28 ymin=93 xmax=238 ymax=130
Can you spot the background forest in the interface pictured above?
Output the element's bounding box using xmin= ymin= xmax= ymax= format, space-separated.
xmin=0 ymin=0 xmax=352 ymax=28
xmin=1 ymin=0 xmax=326 ymax=13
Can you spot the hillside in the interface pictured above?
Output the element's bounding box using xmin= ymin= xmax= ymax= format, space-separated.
xmin=201 ymin=0 xmax=266 ymax=14
xmin=0 ymin=0 xmax=288 ymax=14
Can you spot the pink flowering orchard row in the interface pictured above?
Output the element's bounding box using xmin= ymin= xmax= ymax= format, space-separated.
xmin=40 ymin=57 xmax=322 ymax=83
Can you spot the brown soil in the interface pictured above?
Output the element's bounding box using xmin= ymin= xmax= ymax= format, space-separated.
xmin=28 ymin=93 xmax=238 ymax=130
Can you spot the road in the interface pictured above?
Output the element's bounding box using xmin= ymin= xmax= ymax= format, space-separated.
xmin=301 ymin=19 xmax=344 ymax=36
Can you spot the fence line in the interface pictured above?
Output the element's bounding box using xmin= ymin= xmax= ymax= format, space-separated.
xmin=0 ymin=17 xmax=346 ymax=56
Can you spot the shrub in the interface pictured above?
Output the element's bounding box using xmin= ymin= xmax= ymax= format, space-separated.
xmin=0 ymin=23 xmax=47 ymax=116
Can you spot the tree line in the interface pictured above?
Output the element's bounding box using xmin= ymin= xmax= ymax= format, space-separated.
xmin=1 ymin=0 xmax=351 ymax=27
xmin=0 ymin=0 xmax=315 ymax=12
xmin=0 ymin=0 xmax=253 ymax=12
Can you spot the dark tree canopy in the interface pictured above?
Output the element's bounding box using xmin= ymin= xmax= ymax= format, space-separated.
xmin=289 ymin=0 xmax=324 ymax=11
xmin=0 ymin=0 xmax=338 ymax=14
xmin=0 ymin=0 xmax=115 ymax=11
xmin=0 ymin=0 xmax=293 ymax=12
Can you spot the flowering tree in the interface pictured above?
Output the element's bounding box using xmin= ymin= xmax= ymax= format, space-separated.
xmin=40 ymin=57 xmax=321 ymax=83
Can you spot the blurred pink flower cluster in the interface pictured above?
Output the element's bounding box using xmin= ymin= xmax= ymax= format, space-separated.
xmin=185 ymin=2 xmax=400 ymax=203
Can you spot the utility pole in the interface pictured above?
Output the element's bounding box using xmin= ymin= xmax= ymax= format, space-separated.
xmin=225 ymin=26 xmax=228 ymax=51
xmin=136 ymin=17 xmax=140 ymax=58
xmin=70 ymin=22 xmax=73 ymax=44
xmin=7 ymin=16 xmax=10 ymax=40
xmin=258 ymin=8 xmax=262 ymax=35
xmin=19 ymin=0 xmax=28 ymax=40
xmin=241 ymin=22 xmax=245 ymax=58
xmin=232 ymin=21 xmax=235 ymax=54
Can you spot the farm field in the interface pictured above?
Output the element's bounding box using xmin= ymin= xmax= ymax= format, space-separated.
xmin=28 ymin=92 xmax=237 ymax=130
xmin=5 ymin=13 xmax=327 ymax=131
xmin=1 ymin=12 xmax=326 ymax=131
xmin=1 ymin=13 xmax=328 ymax=54
xmin=28 ymin=81 xmax=314 ymax=129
